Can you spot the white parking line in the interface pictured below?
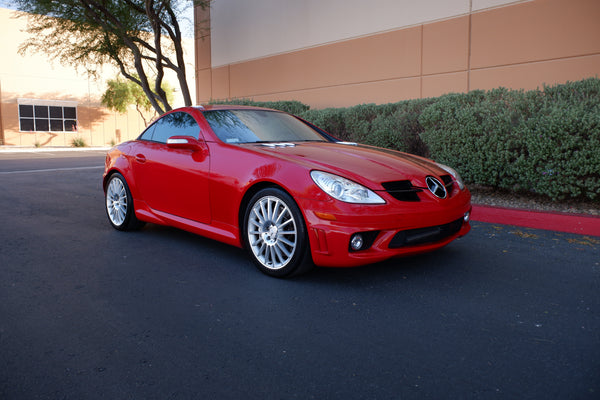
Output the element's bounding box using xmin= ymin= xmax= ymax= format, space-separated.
xmin=0 ymin=165 xmax=104 ymax=175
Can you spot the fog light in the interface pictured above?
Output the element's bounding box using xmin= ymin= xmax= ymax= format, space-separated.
xmin=350 ymin=234 xmax=364 ymax=251
xmin=464 ymin=211 xmax=471 ymax=222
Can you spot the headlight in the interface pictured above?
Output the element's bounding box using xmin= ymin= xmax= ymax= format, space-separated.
xmin=310 ymin=171 xmax=385 ymax=204
xmin=436 ymin=163 xmax=465 ymax=190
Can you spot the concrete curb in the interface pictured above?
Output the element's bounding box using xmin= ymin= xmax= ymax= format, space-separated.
xmin=0 ymin=146 xmax=110 ymax=153
xmin=471 ymin=204 xmax=600 ymax=237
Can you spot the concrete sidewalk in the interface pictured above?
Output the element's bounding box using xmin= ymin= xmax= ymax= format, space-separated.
xmin=0 ymin=146 xmax=111 ymax=153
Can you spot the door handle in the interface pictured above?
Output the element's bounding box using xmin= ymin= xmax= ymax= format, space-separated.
xmin=135 ymin=154 xmax=146 ymax=163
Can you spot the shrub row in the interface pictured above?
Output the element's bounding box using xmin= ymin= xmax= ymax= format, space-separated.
xmin=419 ymin=79 xmax=600 ymax=201
xmin=209 ymin=98 xmax=310 ymax=116
xmin=211 ymin=78 xmax=600 ymax=202
xmin=299 ymin=100 xmax=435 ymax=157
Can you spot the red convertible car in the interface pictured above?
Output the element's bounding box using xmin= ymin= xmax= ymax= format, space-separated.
xmin=103 ymin=105 xmax=471 ymax=277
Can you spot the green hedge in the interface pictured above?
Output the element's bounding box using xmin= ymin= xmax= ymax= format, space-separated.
xmin=212 ymin=100 xmax=434 ymax=156
xmin=419 ymin=79 xmax=600 ymax=201
xmin=299 ymin=100 xmax=434 ymax=156
xmin=210 ymin=78 xmax=600 ymax=202
xmin=209 ymin=99 xmax=309 ymax=116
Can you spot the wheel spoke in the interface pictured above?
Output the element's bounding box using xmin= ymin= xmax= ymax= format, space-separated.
xmin=259 ymin=242 xmax=267 ymax=258
xmin=263 ymin=246 xmax=271 ymax=266
xmin=117 ymin=205 xmax=126 ymax=220
xmin=279 ymin=231 xmax=297 ymax=237
xmin=279 ymin=217 xmax=293 ymax=229
xmin=266 ymin=198 xmax=272 ymax=221
xmin=271 ymin=200 xmax=282 ymax=222
xmin=250 ymin=232 xmax=261 ymax=245
xmin=274 ymin=207 xmax=287 ymax=225
xmin=260 ymin=201 xmax=268 ymax=221
xmin=275 ymin=241 xmax=292 ymax=258
xmin=277 ymin=236 xmax=295 ymax=248
xmin=273 ymin=245 xmax=285 ymax=265
xmin=252 ymin=207 xmax=264 ymax=224
xmin=269 ymin=246 xmax=278 ymax=264
xmin=273 ymin=199 xmax=281 ymax=220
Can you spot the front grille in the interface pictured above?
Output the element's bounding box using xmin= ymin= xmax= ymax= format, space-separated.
xmin=381 ymin=180 xmax=422 ymax=202
xmin=440 ymin=175 xmax=454 ymax=195
xmin=382 ymin=175 xmax=455 ymax=202
xmin=388 ymin=218 xmax=464 ymax=248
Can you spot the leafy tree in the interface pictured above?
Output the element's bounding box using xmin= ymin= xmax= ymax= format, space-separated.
xmin=14 ymin=0 xmax=208 ymax=114
xmin=102 ymin=76 xmax=174 ymax=126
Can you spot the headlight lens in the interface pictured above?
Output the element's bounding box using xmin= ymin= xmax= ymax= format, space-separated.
xmin=310 ymin=171 xmax=385 ymax=204
xmin=436 ymin=163 xmax=465 ymax=190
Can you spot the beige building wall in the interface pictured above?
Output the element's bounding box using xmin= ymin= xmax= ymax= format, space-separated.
xmin=0 ymin=7 xmax=196 ymax=147
xmin=195 ymin=0 xmax=600 ymax=109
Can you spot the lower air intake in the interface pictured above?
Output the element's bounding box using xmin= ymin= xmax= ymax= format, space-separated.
xmin=388 ymin=218 xmax=464 ymax=248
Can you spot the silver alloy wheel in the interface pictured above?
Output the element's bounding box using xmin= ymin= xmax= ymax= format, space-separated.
xmin=106 ymin=176 xmax=128 ymax=227
xmin=247 ymin=195 xmax=298 ymax=270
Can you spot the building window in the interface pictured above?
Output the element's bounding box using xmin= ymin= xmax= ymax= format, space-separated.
xmin=18 ymin=99 xmax=78 ymax=132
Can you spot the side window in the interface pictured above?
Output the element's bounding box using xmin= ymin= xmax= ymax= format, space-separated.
xmin=150 ymin=112 xmax=200 ymax=143
xmin=139 ymin=124 xmax=156 ymax=141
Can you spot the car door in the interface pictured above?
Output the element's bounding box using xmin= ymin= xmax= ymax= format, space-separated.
xmin=132 ymin=111 xmax=210 ymax=224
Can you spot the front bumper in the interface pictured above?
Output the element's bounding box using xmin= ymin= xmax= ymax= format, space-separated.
xmin=299 ymin=189 xmax=472 ymax=268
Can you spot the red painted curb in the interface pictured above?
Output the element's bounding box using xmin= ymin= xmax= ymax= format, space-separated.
xmin=471 ymin=204 xmax=600 ymax=237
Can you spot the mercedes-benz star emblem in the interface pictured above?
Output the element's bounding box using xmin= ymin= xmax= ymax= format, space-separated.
xmin=426 ymin=176 xmax=447 ymax=199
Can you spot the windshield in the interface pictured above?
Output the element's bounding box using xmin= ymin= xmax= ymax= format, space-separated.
xmin=203 ymin=110 xmax=328 ymax=144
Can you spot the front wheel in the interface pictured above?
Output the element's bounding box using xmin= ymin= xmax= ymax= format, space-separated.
xmin=105 ymin=172 xmax=145 ymax=231
xmin=243 ymin=188 xmax=313 ymax=278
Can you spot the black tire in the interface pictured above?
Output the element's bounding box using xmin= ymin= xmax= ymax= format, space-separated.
xmin=242 ymin=188 xmax=313 ymax=278
xmin=104 ymin=172 xmax=145 ymax=231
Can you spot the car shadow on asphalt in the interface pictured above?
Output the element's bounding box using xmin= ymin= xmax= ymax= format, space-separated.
xmin=127 ymin=222 xmax=470 ymax=285
xmin=298 ymin=244 xmax=468 ymax=286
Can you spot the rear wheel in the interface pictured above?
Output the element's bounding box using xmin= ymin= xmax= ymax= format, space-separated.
xmin=243 ymin=188 xmax=312 ymax=278
xmin=105 ymin=172 xmax=145 ymax=231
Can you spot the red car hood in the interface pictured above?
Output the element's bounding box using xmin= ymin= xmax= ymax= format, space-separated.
xmin=244 ymin=142 xmax=444 ymax=188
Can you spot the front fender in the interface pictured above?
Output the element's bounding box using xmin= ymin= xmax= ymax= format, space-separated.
xmin=102 ymin=143 xmax=137 ymax=196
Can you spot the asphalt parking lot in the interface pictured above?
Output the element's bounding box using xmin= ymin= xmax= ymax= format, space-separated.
xmin=1 ymin=151 xmax=598 ymax=399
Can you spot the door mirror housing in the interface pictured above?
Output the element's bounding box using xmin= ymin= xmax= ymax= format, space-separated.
xmin=167 ymin=136 xmax=207 ymax=152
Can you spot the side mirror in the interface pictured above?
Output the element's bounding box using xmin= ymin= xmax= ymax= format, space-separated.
xmin=167 ymin=136 xmax=206 ymax=152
